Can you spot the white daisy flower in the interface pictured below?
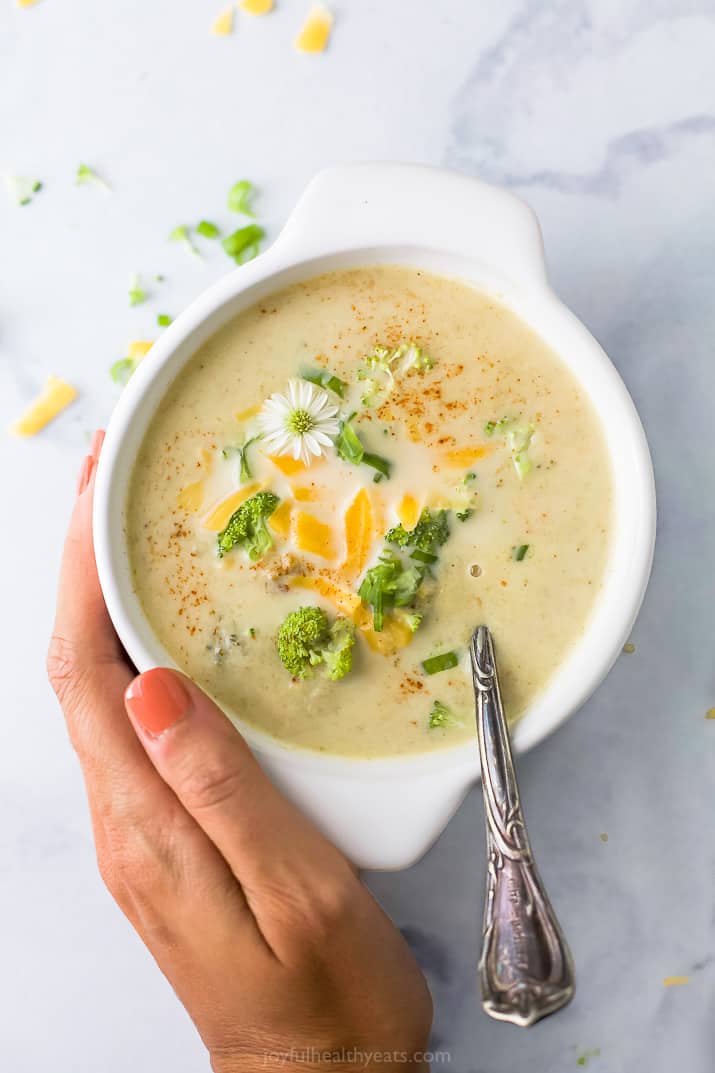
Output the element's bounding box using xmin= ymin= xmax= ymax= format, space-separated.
xmin=257 ymin=378 xmax=340 ymax=466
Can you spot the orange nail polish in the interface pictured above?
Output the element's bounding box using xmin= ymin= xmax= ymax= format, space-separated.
xmin=76 ymin=455 xmax=93 ymax=496
xmin=125 ymin=669 xmax=190 ymax=737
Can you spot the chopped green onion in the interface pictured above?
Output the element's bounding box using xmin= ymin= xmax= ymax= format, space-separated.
xmin=222 ymin=224 xmax=264 ymax=265
xmin=363 ymin=451 xmax=391 ymax=480
xmin=512 ymin=544 xmax=529 ymax=561
xmin=5 ymin=175 xmax=42 ymax=206
xmin=227 ymin=179 xmax=255 ymax=216
xmin=76 ymin=163 xmax=110 ymax=191
xmin=335 ymin=417 xmax=364 ymax=465
xmin=223 ymin=435 xmax=261 ymax=483
xmin=456 ymin=509 xmax=473 ymax=522
xmin=196 ymin=220 xmax=221 ymax=239
xmin=428 ymin=700 xmax=464 ymax=729
xmin=110 ymin=357 xmax=138 ymax=386
xmin=422 ymin=651 xmax=459 ymax=675
xmin=169 ymin=225 xmax=202 ymax=259
xmin=128 ymin=273 xmax=147 ymax=307
xmin=464 ymin=472 xmax=476 ymax=483
xmin=301 ymin=367 xmax=347 ymax=398
xmin=157 ymin=313 xmax=172 ymax=327
xmin=410 ymin=549 xmax=437 ymax=565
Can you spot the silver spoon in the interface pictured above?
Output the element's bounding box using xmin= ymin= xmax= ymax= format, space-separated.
xmin=470 ymin=625 xmax=575 ymax=1026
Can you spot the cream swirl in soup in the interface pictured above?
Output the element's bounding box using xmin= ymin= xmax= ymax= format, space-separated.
xmin=127 ymin=266 xmax=612 ymax=758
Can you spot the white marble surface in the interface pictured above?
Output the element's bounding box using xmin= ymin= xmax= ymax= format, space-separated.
xmin=1 ymin=1 xmax=713 ymax=1070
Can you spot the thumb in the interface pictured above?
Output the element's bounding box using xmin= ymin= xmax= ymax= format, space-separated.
xmin=124 ymin=669 xmax=350 ymax=895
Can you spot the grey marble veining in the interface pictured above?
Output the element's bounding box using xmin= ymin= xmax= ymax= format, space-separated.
xmin=1 ymin=1 xmax=713 ymax=1070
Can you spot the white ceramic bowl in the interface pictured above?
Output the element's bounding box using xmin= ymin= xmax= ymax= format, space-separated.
xmin=94 ymin=163 xmax=656 ymax=871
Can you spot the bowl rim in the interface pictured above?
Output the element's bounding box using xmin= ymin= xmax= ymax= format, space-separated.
xmin=94 ymin=215 xmax=656 ymax=782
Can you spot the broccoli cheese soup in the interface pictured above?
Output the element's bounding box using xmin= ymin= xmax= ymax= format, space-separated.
xmin=127 ymin=266 xmax=612 ymax=758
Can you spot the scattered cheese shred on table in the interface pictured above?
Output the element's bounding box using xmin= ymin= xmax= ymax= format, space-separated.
xmin=663 ymin=975 xmax=690 ymax=987
xmin=127 ymin=340 xmax=154 ymax=360
xmin=11 ymin=376 xmax=77 ymax=436
xmin=294 ymin=4 xmax=333 ymax=53
xmin=16 ymin=0 xmax=40 ymax=8
xmin=239 ymin=0 xmax=274 ymax=13
xmin=705 ymin=707 xmax=715 ymax=720
xmin=211 ymin=6 xmax=234 ymax=35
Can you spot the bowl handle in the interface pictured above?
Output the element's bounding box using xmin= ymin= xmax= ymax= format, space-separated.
xmin=274 ymin=162 xmax=548 ymax=290
xmin=255 ymin=748 xmax=478 ymax=872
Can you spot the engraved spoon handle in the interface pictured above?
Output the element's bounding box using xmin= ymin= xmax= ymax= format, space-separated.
xmin=470 ymin=626 xmax=575 ymax=1027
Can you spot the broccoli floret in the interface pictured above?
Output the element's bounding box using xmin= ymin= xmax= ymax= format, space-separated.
xmin=428 ymin=700 xmax=464 ymax=729
xmin=277 ymin=606 xmax=355 ymax=681
xmin=321 ymin=617 xmax=356 ymax=681
xmin=358 ymin=342 xmax=435 ymax=406
xmin=386 ymin=508 xmax=450 ymax=557
xmin=217 ymin=490 xmax=280 ymax=560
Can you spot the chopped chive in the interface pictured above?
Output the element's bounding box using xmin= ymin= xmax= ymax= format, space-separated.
xmin=128 ymin=273 xmax=147 ymax=307
xmin=456 ymin=508 xmax=473 ymax=522
xmin=410 ymin=549 xmax=438 ymax=564
xmin=422 ymin=651 xmax=459 ymax=675
xmin=110 ymin=357 xmax=138 ymax=386
xmin=76 ymin=163 xmax=110 ymax=191
xmin=222 ymin=224 xmax=264 ymax=265
xmin=301 ymin=367 xmax=347 ymax=398
xmin=157 ymin=313 xmax=172 ymax=327
xmin=196 ymin=220 xmax=221 ymax=239
xmin=464 ymin=472 xmax=476 ymax=483
xmin=6 ymin=175 xmax=42 ymax=206
xmin=428 ymin=700 xmax=463 ymax=729
xmin=169 ymin=225 xmax=202 ymax=259
xmin=512 ymin=544 xmax=529 ymax=561
xmin=227 ymin=179 xmax=255 ymax=216
xmin=363 ymin=451 xmax=391 ymax=480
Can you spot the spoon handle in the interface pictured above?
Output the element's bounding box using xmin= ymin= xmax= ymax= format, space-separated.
xmin=470 ymin=626 xmax=575 ymax=1027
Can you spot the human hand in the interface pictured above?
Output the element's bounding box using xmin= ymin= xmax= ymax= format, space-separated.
xmin=47 ymin=433 xmax=433 ymax=1072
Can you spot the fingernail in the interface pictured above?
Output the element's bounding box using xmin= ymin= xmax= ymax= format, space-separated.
xmin=125 ymin=669 xmax=190 ymax=737
xmin=76 ymin=455 xmax=94 ymax=497
xmin=90 ymin=429 xmax=105 ymax=460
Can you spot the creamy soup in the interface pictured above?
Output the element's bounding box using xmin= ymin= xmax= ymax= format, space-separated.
xmin=127 ymin=266 xmax=612 ymax=758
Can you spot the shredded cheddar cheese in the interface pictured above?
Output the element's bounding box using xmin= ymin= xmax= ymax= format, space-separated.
xmin=396 ymin=493 xmax=421 ymax=531
xmin=211 ymin=7 xmax=234 ymax=35
xmin=11 ymin=376 xmax=77 ymax=436
xmin=443 ymin=445 xmax=492 ymax=467
xmin=294 ymin=4 xmax=333 ymax=53
xmin=269 ymin=499 xmax=292 ymax=538
xmin=239 ymin=0 xmax=274 ymax=13
xmin=177 ymin=481 xmax=204 ymax=513
xmin=127 ymin=340 xmax=154 ymax=360
xmin=290 ymin=575 xmax=361 ymax=619
xmin=360 ymin=614 xmax=414 ymax=656
xmin=203 ymin=483 xmax=261 ymax=531
xmin=341 ymin=488 xmax=373 ymax=579
xmin=295 ymin=511 xmax=336 ymax=559
xmin=663 ymin=976 xmax=690 ymax=987
xmin=269 ymin=454 xmax=307 ymax=476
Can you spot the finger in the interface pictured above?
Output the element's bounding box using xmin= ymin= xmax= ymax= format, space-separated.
xmin=124 ymin=669 xmax=355 ymax=933
xmin=50 ymin=447 xmax=257 ymax=955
